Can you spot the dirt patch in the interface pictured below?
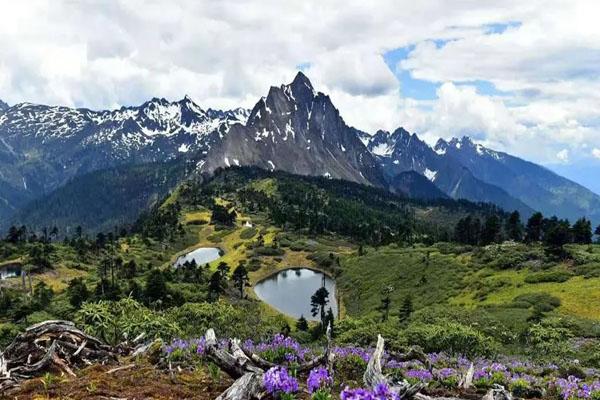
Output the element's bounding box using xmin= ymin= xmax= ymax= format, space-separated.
xmin=4 ymin=363 xmax=233 ymax=400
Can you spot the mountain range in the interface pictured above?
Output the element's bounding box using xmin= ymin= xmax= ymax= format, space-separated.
xmin=1 ymin=71 xmax=599 ymax=231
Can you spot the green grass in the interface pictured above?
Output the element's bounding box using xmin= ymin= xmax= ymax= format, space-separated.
xmin=338 ymin=245 xmax=472 ymax=317
xmin=338 ymin=243 xmax=600 ymax=323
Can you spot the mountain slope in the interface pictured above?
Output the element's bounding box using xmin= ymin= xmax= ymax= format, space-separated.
xmin=200 ymin=72 xmax=386 ymax=187
xmin=389 ymin=171 xmax=448 ymax=200
xmin=8 ymin=160 xmax=189 ymax=233
xmin=362 ymin=128 xmax=534 ymax=216
xmin=436 ymin=137 xmax=600 ymax=224
xmin=180 ymin=166 xmax=507 ymax=244
xmin=0 ymin=98 xmax=248 ymax=219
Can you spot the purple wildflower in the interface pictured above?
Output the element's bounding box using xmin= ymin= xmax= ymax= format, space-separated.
xmin=307 ymin=367 xmax=332 ymax=393
xmin=263 ymin=366 xmax=299 ymax=396
xmin=340 ymin=384 xmax=399 ymax=400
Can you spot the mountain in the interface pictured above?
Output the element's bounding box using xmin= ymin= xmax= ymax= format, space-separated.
xmin=389 ymin=171 xmax=448 ymax=200
xmin=0 ymin=99 xmax=8 ymax=111
xmin=9 ymin=159 xmax=189 ymax=233
xmin=0 ymin=97 xmax=249 ymax=219
xmin=3 ymin=72 xmax=599 ymax=232
xmin=200 ymin=72 xmax=386 ymax=187
xmin=435 ymin=137 xmax=600 ymax=223
xmin=362 ymin=128 xmax=534 ymax=216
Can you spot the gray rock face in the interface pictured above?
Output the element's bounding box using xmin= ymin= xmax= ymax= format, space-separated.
xmin=200 ymin=72 xmax=386 ymax=187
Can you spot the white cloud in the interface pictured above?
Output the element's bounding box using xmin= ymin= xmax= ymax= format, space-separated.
xmin=0 ymin=0 xmax=598 ymax=167
xmin=592 ymin=148 xmax=600 ymax=159
xmin=557 ymin=149 xmax=569 ymax=163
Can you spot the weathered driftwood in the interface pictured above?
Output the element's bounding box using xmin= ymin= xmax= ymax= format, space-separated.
xmin=458 ymin=362 xmax=474 ymax=389
xmin=482 ymin=384 xmax=513 ymax=400
xmin=216 ymin=372 xmax=265 ymax=400
xmin=364 ymin=335 xmax=425 ymax=399
xmin=205 ymin=324 xmax=335 ymax=400
xmin=0 ymin=320 xmax=120 ymax=392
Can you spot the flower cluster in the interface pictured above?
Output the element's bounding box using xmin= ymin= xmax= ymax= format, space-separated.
xmin=333 ymin=346 xmax=371 ymax=362
xmin=405 ymin=369 xmax=434 ymax=382
xmin=263 ymin=366 xmax=299 ymax=397
xmin=340 ymin=383 xmax=399 ymax=400
xmin=163 ymin=337 xmax=207 ymax=360
xmin=307 ymin=367 xmax=333 ymax=393
xmin=552 ymin=376 xmax=600 ymax=399
xmin=244 ymin=334 xmax=313 ymax=364
xmin=161 ymin=333 xmax=600 ymax=398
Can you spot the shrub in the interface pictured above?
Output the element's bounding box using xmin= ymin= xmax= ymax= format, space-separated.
xmin=253 ymin=246 xmax=285 ymax=256
xmin=77 ymin=298 xmax=180 ymax=345
xmin=0 ymin=323 xmax=20 ymax=350
xmin=509 ymin=378 xmax=530 ymax=397
xmin=573 ymin=263 xmax=600 ymax=278
xmin=512 ymin=292 xmax=561 ymax=310
xmin=334 ymin=354 xmax=368 ymax=384
xmin=524 ymin=271 xmax=572 ymax=283
xmin=239 ymin=228 xmax=257 ymax=240
xmin=404 ymin=322 xmax=498 ymax=358
xmin=525 ymin=323 xmax=573 ymax=362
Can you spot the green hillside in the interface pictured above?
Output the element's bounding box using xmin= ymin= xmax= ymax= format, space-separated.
xmin=1 ymin=166 xmax=599 ymax=397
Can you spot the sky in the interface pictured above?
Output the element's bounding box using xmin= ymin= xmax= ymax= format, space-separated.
xmin=0 ymin=1 xmax=599 ymax=192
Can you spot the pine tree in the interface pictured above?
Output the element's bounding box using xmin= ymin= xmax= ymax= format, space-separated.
xmin=377 ymin=285 xmax=394 ymax=322
xmin=232 ymin=264 xmax=250 ymax=298
xmin=217 ymin=261 xmax=230 ymax=277
xmin=525 ymin=212 xmax=544 ymax=242
xmin=505 ymin=211 xmax=523 ymax=241
xmin=145 ymin=269 xmax=168 ymax=306
xmin=67 ymin=277 xmax=90 ymax=307
xmin=208 ymin=270 xmax=226 ymax=302
xmin=399 ymin=294 xmax=414 ymax=324
xmin=325 ymin=308 xmax=335 ymax=336
xmin=543 ymin=217 xmax=572 ymax=254
xmin=595 ymin=225 xmax=600 ymax=243
xmin=482 ymin=214 xmax=501 ymax=245
xmin=572 ymin=217 xmax=592 ymax=244
xmin=296 ymin=315 xmax=309 ymax=331
xmin=310 ymin=286 xmax=330 ymax=330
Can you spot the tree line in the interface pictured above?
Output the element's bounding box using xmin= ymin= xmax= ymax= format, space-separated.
xmin=454 ymin=210 xmax=598 ymax=250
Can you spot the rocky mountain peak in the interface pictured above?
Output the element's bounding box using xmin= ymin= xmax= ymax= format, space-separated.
xmin=434 ymin=138 xmax=449 ymax=154
xmin=0 ymin=99 xmax=8 ymax=111
xmin=200 ymin=72 xmax=386 ymax=187
xmin=290 ymin=71 xmax=314 ymax=93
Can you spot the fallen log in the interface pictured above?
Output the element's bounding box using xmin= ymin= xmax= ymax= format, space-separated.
xmin=0 ymin=320 xmax=121 ymax=393
xmin=216 ymin=372 xmax=265 ymax=400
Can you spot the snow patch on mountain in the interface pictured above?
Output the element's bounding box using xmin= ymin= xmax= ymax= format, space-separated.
xmin=424 ymin=168 xmax=437 ymax=181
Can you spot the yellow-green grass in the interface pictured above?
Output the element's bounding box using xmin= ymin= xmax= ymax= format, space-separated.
xmin=159 ymin=186 xmax=182 ymax=208
xmin=247 ymin=178 xmax=278 ymax=196
xmin=36 ymin=264 xmax=88 ymax=291
xmin=452 ymin=268 xmax=600 ymax=320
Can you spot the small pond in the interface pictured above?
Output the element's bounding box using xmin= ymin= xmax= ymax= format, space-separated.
xmin=253 ymin=268 xmax=338 ymax=321
xmin=174 ymin=247 xmax=222 ymax=268
xmin=0 ymin=264 xmax=22 ymax=280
